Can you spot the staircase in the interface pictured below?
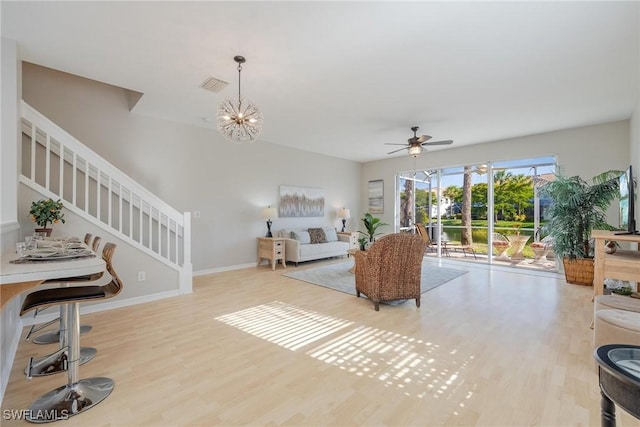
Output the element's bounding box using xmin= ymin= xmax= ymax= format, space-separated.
xmin=19 ymin=101 xmax=192 ymax=293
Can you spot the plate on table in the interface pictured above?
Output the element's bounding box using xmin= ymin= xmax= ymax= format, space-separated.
xmin=64 ymin=242 xmax=84 ymax=250
xmin=24 ymin=248 xmax=60 ymax=258
xmin=37 ymin=240 xmax=63 ymax=248
xmin=24 ymin=248 xmax=92 ymax=260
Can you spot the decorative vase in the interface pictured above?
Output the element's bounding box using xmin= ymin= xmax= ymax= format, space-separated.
xmin=34 ymin=227 xmax=53 ymax=237
xmin=605 ymin=241 xmax=617 ymax=254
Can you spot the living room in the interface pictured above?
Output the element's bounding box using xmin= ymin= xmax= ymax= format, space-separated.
xmin=1 ymin=1 xmax=640 ymax=425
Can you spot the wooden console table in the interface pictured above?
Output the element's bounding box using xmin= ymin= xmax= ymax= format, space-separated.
xmin=592 ymin=230 xmax=640 ymax=297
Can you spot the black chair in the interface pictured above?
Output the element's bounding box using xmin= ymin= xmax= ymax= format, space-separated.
xmin=20 ymin=243 xmax=121 ymax=422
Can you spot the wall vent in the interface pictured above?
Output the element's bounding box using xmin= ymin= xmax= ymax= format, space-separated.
xmin=200 ymin=76 xmax=228 ymax=93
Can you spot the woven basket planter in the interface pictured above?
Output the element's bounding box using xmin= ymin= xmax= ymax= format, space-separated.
xmin=562 ymin=257 xmax=594 ymax=286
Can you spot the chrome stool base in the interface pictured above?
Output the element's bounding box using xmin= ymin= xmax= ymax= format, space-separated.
xmin=32 ymin=325 xmax=92 ymax=345
xmin=25 ymin=347 xmax=97 ymax=378
xmin=26 ymin=377 xmax=114 ymax=423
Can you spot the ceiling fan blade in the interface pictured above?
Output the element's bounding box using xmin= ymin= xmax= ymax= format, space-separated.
xmin=416 ymin=135 xmax=432 ymax=143
xmin=384 ymin=143 xmax=409 ymax=146
xmin=422 ymin=139 xmax=453 ymax=146
xmin=387 ymin=147 xmax=408 ymax=154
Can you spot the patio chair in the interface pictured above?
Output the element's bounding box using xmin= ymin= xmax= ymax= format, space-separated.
xmin=415 ymin=223 xmax=448 ymax=256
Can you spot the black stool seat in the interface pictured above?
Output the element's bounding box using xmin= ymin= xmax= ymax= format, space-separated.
xmin=29 ymin=236 xmax=104 ymax=346
xmin=21 ymin=287 xmax=105 ymax=315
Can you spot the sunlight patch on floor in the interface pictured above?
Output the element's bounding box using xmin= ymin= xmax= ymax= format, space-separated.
xmin=306 ymin=325 xmax=475 ymax=399
xmin=215 ymin=301 xmax=353 ymax=351
xmin=217 ymin=301 xmax=476 ymax=404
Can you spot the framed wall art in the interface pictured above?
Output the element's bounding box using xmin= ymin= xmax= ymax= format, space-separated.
xmin=279 ymin=185 xmax=325 ymax=217
xmin=368 ymin=179 xmax=384 ymax=214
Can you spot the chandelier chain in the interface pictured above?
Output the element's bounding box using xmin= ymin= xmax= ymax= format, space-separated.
xmin=237 ymin=63 xmax=242 ymax=103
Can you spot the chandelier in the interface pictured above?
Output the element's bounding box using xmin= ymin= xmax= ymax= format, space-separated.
xmin=217 ymin=55 xmax=263 ymax=143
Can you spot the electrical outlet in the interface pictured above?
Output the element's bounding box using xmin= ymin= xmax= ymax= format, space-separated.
xmin=193 ymin=211 xmax=201 ymax=218
xmin=137 ymin=271 xmax=146 ymax=282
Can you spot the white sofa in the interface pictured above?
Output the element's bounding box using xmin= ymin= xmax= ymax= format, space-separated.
xmin=278 ymin=227 xmax=350 ymax=265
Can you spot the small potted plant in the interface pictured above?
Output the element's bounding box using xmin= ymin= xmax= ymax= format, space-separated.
xmin=29 ymin=198 xmax=65 ymax=236
xmin=358 ymin=212 xmax=388 ymax=250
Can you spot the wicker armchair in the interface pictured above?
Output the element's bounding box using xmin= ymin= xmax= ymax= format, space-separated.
xmin=354 ymin=233 xmax=427 ymax=311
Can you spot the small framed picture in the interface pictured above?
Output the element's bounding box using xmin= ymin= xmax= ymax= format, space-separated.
xmin=368 ymin=180 xmax=383 ymax=214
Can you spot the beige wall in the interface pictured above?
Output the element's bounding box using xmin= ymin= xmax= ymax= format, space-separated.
xmin=361 ymin=120 xmax=631 ymax=232
xmin=21 ymin=63 xmax=362 ymax=272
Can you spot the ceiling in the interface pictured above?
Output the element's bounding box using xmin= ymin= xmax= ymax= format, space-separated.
xmin=2 ymin=1 xmax=639 ymax=163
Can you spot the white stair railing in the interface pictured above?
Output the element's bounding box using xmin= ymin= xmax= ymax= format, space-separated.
xmin=19 ymin=101 xmax=192 ymax=294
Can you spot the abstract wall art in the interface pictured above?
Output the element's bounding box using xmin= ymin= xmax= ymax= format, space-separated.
xmin=279 ymin=185 xmax=325 ymax=217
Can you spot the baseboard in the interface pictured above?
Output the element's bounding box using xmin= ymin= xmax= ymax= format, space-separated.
xmin=194 ymin=262 xmax=256 ymax=276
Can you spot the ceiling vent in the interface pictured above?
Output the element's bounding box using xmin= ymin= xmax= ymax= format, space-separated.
xmin=200 ymin=76 xmax=228 ymax=93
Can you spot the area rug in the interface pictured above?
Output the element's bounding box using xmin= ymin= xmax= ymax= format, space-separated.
xmin=283 ymin=260 xmax=467 ymax=296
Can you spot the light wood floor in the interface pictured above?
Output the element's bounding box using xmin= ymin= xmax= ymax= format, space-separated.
xmin=1 ymin=258 xmax=637 ymax=426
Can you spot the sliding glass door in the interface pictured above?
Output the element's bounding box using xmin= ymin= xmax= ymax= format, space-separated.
xmin=396 ymin=156 xmax=556 ymax=270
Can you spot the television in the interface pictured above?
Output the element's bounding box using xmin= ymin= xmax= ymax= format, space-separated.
xmin=616 ymin=165 xmax=638 ymax=235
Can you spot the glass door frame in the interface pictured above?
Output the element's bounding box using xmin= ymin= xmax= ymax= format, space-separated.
xmin=395 ymin=156 xmax=557 ymax=267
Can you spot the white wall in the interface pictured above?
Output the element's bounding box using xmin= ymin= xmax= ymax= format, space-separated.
xmin=21 ymin=63 xmax=362 ymax=273
xmin=0 ymin=37 xmax=22 ymax=405
xmin=361 ymin=121 xmax=631 ymax=231
xmin=630 ymin=28 xmax=640 ymax=228
xmin=1 ymin=37 xmax=20 ymax=236
xmin=631 ymin=98 xmax=640 ymax=229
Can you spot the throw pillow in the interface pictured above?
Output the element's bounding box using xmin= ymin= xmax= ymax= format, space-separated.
xmin=323 ymin=227 xmax=338 ymax=242
xmin=291 ymin=230 xmax=311 ymax=245
xmin=308 ymin=228 xmax=327 ymax=244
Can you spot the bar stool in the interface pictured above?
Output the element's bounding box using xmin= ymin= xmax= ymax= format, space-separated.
xmin=91 ymin=236 xmax=101 ymax=252
xmin=29 ymin=235 xmax=102 ymax=345
xmin=20 ymin=243 xmax=121 ymax=422
xmin=24 ymin=240 xmax=111 ymax=378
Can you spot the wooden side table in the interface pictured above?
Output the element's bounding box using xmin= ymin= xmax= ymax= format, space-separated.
xmin=256 ymin=237 xmax=286 ymax=271
xmin=337 ymin=231 xmax=359 ymax=250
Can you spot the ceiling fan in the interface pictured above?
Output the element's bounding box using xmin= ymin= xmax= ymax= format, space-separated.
xmin=386 ymin=126 xmax=453 ymax=157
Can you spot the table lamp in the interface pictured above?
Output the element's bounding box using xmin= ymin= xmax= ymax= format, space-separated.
xmin=262 ymin=206 xmax=278 ymax=237
xmin=338 ymin=208 xmax=350 ymax=232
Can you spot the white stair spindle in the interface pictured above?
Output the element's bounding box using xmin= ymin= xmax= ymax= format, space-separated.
xmin=45 ymin=134 xmax=50 ymax=190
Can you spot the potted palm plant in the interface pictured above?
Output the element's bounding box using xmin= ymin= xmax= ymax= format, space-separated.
xmin=358 ymin=212 xmax=388 ymax=250
xmin=29 ymin=198 xmax=65 ymax=236
xmin=539 ymin=170 xmax=620 ymax=285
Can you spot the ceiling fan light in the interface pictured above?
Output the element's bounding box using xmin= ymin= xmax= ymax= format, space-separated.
xmin=408 ymin=145 xmax=422 ymax=157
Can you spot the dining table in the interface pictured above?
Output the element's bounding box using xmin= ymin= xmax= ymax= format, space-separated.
xmin=0 ymin=241 xmax=106 ymax=310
